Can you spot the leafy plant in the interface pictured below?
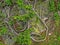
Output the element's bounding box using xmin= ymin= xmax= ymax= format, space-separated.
xmin=0 ymin=11 xmax=5 ymax=16
xmin=57 ymin=1 xmax=60 ymax=10
xmin=54 ymin=12 xmax=60 ymax=26
xmin=15 ymin=29 xmax=32 ymax=45
xmin=25 ymin=5 xmax=32 ymax=10
xmin=12 ymin=11 xmax=35 ymax=22
xmin=49 ymin=0 xmax=56 ymax=12
xmin=0 ymin=42 xmax=4 ymax=45
xmin=17 ymin=0 xmax=24 ymax=9
xmin=57 ymin=36 xmax=60 ymax=41
xmin=0 ymin=26 xmax=8 ymax=36
xmin=5 ymin=0 xmax=12 ymax=6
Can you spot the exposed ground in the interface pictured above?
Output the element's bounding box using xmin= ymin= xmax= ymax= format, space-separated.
xmin=0 ymin=0 xmax=60 ymax=45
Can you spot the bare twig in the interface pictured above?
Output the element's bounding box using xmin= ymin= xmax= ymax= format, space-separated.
xmin=4 ymin=20 xmax=19 ymax=36
xmin=27 ymin=0 xmax=49 ymax=42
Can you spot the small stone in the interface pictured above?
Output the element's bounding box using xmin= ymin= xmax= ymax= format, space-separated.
xmin=49 ymin=33 xmax=51 ymax=35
